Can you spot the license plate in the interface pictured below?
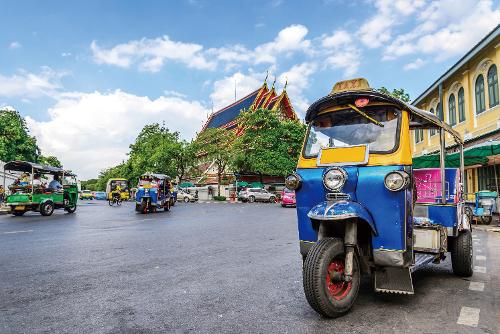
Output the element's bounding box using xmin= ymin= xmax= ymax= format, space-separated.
xmin=14 ymin=206 xmax=25 ymax=210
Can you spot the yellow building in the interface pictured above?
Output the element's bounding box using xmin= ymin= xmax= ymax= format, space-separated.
xmin=412 ymin=25 xmax=500 ymax=199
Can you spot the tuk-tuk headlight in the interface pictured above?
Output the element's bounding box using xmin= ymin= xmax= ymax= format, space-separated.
xmin=323 ymin=167 xmax=347 ymax=192
xmin=384 ymin=171 xmax=410 ymax=192
xmin=285 ymin=173 xmax=302 ymax=190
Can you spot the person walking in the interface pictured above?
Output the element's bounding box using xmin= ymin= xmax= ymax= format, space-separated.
xmin=0 ymin=185 xmax=4 ymax=203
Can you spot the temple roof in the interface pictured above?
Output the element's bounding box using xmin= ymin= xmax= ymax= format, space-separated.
xmin=201 ymin=78 xmax=297 ymax=131
xmin=203 ymin=89 xmax=260 ymax=130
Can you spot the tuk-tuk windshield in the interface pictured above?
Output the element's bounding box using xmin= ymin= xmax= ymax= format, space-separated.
xmin=304 ymin=106 xmax=400 ymax=157
xmin=112 ymin=180 xmax=128 ymax=190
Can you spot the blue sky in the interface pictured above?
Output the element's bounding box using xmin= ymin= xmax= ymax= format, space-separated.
xmin=1 ymin=0 xmax=499 ymax=178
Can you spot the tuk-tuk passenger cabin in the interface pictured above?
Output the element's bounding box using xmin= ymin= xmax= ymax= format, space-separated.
xmin=286 ymin=78 xmax=472 ymax=318
xmin=2 ymin=160 xmax=78 ymax=216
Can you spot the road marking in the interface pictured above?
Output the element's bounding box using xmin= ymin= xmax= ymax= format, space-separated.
xmin=469 ymin=282 xmax=485 ymax=291
xmin=474 ymin=266 xmax=486 ymax=273
xmin=476 ymin=255 xmax=486 ymax=261
xmin=457 ymin=307 xmax=480 ymax=327
xmin=1 ymin=230 xmax=33 ymax=235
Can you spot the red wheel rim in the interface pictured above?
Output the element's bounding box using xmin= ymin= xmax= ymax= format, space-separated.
xmin=325 ymin=259 xmax=352 ymax=300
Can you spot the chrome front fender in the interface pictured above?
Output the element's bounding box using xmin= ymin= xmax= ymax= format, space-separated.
xmin=307 ymin=200 xmax=377 ymax=235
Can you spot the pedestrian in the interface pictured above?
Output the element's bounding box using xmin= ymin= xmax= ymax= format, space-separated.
xmin=0 ymin=185 xmax=4 ymax=203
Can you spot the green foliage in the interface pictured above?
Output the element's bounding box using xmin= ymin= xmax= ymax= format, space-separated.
xmin=81 ymin=179 xmax=98 ymax=191
xmin=38 ymin=155 xmax=62 ymax=168
xmin=377 ymin=87 xmax=411 ymax=103
xmin=213 ymin=195 xmax=226 ymax=201
xmin=0 ymin=109 xmax=39 ymax=162
xmin=93 ymin=123 xmax=196 ymax=190
xmin=233 ymin=108 xmax=306 ymax=177
xmin=193 ymin=127 xmax=235 ymax=196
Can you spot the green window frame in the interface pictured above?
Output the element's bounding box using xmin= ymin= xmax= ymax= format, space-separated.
xmin=429 ymin=108 xmax=436 ymax=136
xmin=448 ymin=94 xmax=456 ymax=126
xmin=488 ymin=64 xmax=499 ymax=108
xmin=475 ymin=74 xmax=486 ymax=114
xmin=458 ymin=87 xmax=466 ymax=123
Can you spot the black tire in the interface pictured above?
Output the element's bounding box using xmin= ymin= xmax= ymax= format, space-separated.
xmin=65 ymin=204 xmax=77 ymax=213
xmin=281 ymin=203 xmax=286 ymax=207
xmin=269 ymin=196 xmax=276 ymax=203
xmin=248 ymin=196 xmax=255 ymax=203
xmin=183 ymin=197 xmax=189 ymax=203
xmin=451 ymin=230 xmax=473 ymax=277
xmin=108 ymin=200 xmax=114 ymax=206
xmin=303 ymin=238 xmax=360 ymax=318
xmin=480 ymin=216 xmax=492 ymax=225
xmin=164 ymin=201 xmax=170 ymax=211
xmin=12 ymin=211 xmax=25 ymax=216
xmin=40 ymin=201 xmax=54 ymax=216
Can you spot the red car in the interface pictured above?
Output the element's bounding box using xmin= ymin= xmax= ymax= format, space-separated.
xmin=281 ymin=188 xmax=296 ymax=207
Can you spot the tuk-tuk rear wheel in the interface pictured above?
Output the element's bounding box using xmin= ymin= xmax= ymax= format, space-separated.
xmin=303 ymin=237 xmax=360 ymax=318
xmin=480 ymin=216 xmax=492 ymax=225
xmin=451 ymin=230 xmax=473 ymax=277
xmin=12 ymin=211 xmax=25 ymax=216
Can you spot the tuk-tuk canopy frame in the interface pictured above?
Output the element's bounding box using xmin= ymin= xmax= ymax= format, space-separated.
xmin=3 ymin=160 xmax=75 ymax=177
xmin=305 ymin=89 xmax=463 ymax=145
xmin=139 ymin=172 xmax=171 ymax=181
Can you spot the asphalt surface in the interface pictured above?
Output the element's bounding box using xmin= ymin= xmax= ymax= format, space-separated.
xmin=0 ymin=201 xmax=499 ymax=334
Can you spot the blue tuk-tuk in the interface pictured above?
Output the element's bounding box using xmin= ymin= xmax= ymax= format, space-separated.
xmin=466 ymin=190 xmax=497 ymax=224
xmin=135 ymin=173 xmax=172 ymax=214
xmin=286 ymin=78 xmax=472 ymax=317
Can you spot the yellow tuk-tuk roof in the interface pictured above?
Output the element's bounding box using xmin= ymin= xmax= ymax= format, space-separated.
xmin=306 ymin=85 xmax=463 ymax=145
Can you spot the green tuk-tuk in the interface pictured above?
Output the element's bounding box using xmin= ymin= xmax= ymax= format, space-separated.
xmin=2 ymin=160 xmax=78 ymax=216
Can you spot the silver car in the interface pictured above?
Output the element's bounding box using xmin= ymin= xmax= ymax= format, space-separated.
xmin=238 ymin=188 xmax=277 ymax=203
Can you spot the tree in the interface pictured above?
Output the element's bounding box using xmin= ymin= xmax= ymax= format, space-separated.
xmin=173 ymin=140 xmax=196 ymax=184
xmin=377 ymin=87 xmax=411 ymax=103
xmin=232 ymin=108 xmax=306 ymax=177
xmin=38 ymin=155 xmax=62 ymax=168
xmin=0 ymin=108 xmax=39 ymax=162
xmin=193 ymin=127 xmax=235 ymax=196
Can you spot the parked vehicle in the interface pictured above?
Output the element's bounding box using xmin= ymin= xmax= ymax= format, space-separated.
xmin=177 ymin=189 xmax=196 ymax=203
xmin=106 ymin=178 xmax=129 ymax=201
xmin=465 ymin=190 xmax=497 ymax=224
xmin=94 ymin=191 xmax=107 ymax=200
xmin=281 ymin=188 xmax=296 ymax=207
xmin=80 ymin=190 xmax=94 ymax=200
xmin=238 ymin=188 xmax=277 ymax=203
xmin=134 ymin=173 xmax=172 ymax=213
xmin=287 ymin=78 xmax=472 ymax=318
xmin=1 ymin=160 xmax=78 ymax=216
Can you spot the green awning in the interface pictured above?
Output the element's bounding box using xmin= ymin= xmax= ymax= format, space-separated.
xmin=179 ymin=182 xmax=194 ymax=188
xmin=413 ymin=141 xmax=500 ymax=168
xmin=250 ymin=182 xmax=263 ymax=188
xmin=236 ymin=181 xmax=249 ymax=187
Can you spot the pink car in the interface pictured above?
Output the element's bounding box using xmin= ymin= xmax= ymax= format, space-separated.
xmin=281 ymin=189 xmax=296 ymax=207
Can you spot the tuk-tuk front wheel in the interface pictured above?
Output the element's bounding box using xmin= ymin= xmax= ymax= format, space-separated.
xmin=303 ymin=237 xmax=360 ymax=318
xmin=451 ymin=230 xmax=473 ymax=277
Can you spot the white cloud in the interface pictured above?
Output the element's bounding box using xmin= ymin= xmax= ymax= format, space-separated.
xmin=91 ymin=36 xmax=216 ymax=73
xmin=320 ymin=30 xmax=361 ymax=77
xmin=404 ymin=58 xmax=426 ymax=70
xmin=382 ymin=0 xmax=500 ymax=61
xmin=92 ymin=24 xmax=312 ymax=72
xmin=209 ymin=72 xmax=264 ymax=110
xmin=9 ymin=41 xmax=22 ymax=49
xmin=0 ymin=67 xmax=67 ymax=98
xmin=357 ymin=0 xmax=426 ymax=48
xmin=278 ymin=62 xmax=317 ymax=114
xmin=26 ymin=90 xmax=208 ymax=179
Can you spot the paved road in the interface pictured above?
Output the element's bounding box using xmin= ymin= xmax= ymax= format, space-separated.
xmin=0 ymin=201 xmax=498 ymax=334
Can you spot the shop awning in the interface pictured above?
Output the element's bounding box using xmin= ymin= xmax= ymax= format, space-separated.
xmin=236 ymin=181 xmax=249 ymax=187
xmin=413 ymin=141 xmax=500 ymax=168
xmin=179 ymin=182 xmax=194 ymax=188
